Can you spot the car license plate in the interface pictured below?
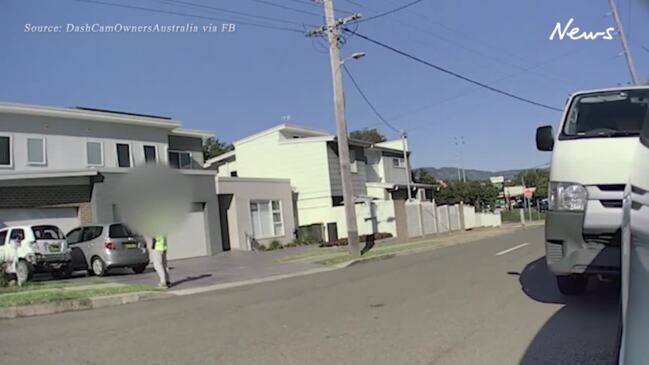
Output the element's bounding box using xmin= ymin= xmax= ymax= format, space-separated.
xmin=48 ymin=245 xmax=60 ymax=253
xmin=124 ymin=242 xmax=138 ymax=249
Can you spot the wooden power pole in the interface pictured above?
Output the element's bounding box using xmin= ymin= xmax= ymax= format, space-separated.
xmin=609 ymin=0 xmax=639 ymax=85
xmin=306 ymin=1 xmax=362 ymax=257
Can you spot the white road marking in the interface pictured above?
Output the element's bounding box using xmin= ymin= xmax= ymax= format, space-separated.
xmin=495 ymin=243 xmax=530 ymax=256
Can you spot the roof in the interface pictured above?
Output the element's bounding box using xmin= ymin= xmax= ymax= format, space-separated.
xmin=170 ymin=128 xmax=214 ymax=139
xmin=374 ymin=139 xmax=405 ymax=152
xmin=204 ymin=150 xmax=236 ymax=168
xmin=0 ymin=102 xmax=182 ymax=129
xmin=0 ymin=102 xmax=214 ymax=139
xmin=0 ymin=170 xmax=99 ymax=181
xmin=570 ymin=85 xmax=649 ymax=97
xmin=234 ymin=123 xmax=331 ymax=145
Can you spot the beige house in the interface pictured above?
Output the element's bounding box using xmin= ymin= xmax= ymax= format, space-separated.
xmin=217 ymin=176 xmax=296 ymax=250
xmin=206 ymin=124 xmax=434 ymax=242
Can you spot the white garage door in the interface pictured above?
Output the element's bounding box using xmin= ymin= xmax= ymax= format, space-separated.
xmin=0 ymin=207 xmax=80 ymax=234
xmin=167 ymin=203 xmax=208 ymax=260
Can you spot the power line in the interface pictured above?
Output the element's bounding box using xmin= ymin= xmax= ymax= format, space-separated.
xmin=281 ymin=0 xmax=355 ymax=15
xmin=73 ymin=0 xmax=305 ymax=33
xmin=357 ymin=0 xmax=427 ymax=23
xmin=342 ymin=64 xmax=400 ymax=134
xmin=248 ymin=0 xmax=323 ymax=17
xmin=341 ymin=0 xmax=364 ymax=8
xmin=153 ymin=0 xmax=317 ymax=27
xmin=344 ymin=28 xmax=564 ymax=112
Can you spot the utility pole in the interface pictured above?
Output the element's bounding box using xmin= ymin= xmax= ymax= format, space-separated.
xmin=306 ymin=1 xmax=362 ymax=257
xmin=609 ymin=0 xmax=639 ymax=85
xmin=401 ymin=129 xmax=413 ymax=201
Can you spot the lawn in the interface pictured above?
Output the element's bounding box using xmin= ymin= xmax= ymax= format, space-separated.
xmin=0 ymin=284 xmax=157 ymax=307
xmin=0 ymin=278 xmax=107 ymax=295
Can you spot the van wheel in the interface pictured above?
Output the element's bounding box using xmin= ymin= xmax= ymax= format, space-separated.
xmin=557 ymin=275 xmax=588 ymax=295
xmin=91 ymin=257 xmax=107 ymax=277
xmin=15 ymin=261 xmax=33 ymax=285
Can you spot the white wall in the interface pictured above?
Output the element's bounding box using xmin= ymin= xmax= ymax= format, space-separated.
xmin=381 ymin=155 xmax=409 ymax=185
xmin=476 ymin=212 xmax=502 ymax=227
xmin=463 ymin=205 xmax=477 ymax=229
xmin=297 ymin=200 xmax=397 ymax=239
xmin=0 ymin=113 xmax=202 ymax=173
xmin=234 ymin=132 xmax=334 ymax=212
xmin=216 ymin=160 xmax=237 ymax=177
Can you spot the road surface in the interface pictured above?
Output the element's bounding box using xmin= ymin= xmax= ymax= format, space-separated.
xmin=0 ymin=226 xmax=620 ymax=364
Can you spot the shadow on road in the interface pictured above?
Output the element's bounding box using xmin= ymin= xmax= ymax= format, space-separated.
xmin=517 ymin=257 xmax=620 ymax=365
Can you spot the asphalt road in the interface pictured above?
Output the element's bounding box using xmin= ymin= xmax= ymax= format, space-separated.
xmin=0 ymin=226 xmax=620 ymax=365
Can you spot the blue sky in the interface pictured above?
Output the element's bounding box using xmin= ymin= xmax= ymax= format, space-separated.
xmin=2 ymin=0 xmax=648 ymax=171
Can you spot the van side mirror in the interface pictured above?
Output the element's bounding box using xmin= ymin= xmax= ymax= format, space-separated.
xmin=536 ymin=125 xmax=554 ymax=151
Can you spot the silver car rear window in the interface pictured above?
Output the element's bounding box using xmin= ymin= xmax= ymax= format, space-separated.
xmin=109 ymin=224 xmax=133 ymax=238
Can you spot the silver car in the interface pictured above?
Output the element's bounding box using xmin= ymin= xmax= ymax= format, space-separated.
xmin=67 ymin=223 xmax=149 ymax=276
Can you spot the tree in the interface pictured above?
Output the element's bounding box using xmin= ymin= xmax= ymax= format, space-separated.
xmin=435 ymin=180 xmax=499 ymax=210
xmin=203 ymin=137 xmax=233 ymax=160
xmin=515 ymin=169 xmax=550 ymax=198
xmin=349 ymin=128 xmax=386 ymax=144
xmin=412 ymin=168 xmax=437 ymax=185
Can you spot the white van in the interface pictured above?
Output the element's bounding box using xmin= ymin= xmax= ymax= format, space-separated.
xmin=536 ymin=86 xmax=649 ymax=295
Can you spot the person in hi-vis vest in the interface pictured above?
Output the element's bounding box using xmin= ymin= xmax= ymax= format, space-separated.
xmin=151 ymin=235 xmax=170 ymax=289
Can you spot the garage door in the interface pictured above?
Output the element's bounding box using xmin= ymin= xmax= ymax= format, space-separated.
xmin=167 ymin=203 xmax=208 ymax=260
xmin=0 ymin=207 xmax=80 ymax=234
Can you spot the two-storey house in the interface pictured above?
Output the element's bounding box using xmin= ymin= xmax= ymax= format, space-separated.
xmin=0 ymin=102 xmax=223 ymax=260
xmin=205 ymin=124 xmax=433 ymax=241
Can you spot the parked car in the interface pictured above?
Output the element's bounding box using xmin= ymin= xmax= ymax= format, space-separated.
xmin=536 ymin=87 xmax=647 ymax=295
xmin=0 ymin=225 xmax=72 ymax=281
xmin=67 ymin=223 xmax=149 ymax=276
xmin=538 ymin=198 xmax=549 ymax=212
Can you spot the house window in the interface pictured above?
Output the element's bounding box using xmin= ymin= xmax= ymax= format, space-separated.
xmin=392 ymin=157 xmax=406 ymax=168
xmin=349 ymin=149 xmax=358 ymax=173
xmin=168 ymin=150 xmax=191 ymax=169
xmin=0 ymin=135 xmax=11 ymax=167
xmin=250 ymin=200 xmax=284 ymax=238
xmin=116 ymin=143 xmax=131 ymax=168
xmin=86 ymin=141 xmax=103 ymax=166
xmin=27 ymin=137 xmax=46 ymax=165
xmin=143 ymin=145 xmax=157 ymax=164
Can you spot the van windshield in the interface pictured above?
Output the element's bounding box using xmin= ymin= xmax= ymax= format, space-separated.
xmin=563 ymin=89 xmax=649 ymax=138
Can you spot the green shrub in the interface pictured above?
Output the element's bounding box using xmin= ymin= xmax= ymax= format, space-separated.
xmin=268 ymin=240 xmax=283 ymax=250
xmin=256 ymin=245 xmax=267 ymax=252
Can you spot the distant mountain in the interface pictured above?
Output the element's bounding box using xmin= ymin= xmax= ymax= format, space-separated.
xmin=417 ymin=167 xmax=531 ymax=182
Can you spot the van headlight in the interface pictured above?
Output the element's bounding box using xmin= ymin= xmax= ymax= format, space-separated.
xmin=549 ymin=182 xmax=588 ymax=211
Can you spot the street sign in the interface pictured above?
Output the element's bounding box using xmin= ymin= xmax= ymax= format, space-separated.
xmin=490 ymin=176 xmax=505 ymax=184
xmin=524 ymin=187 xmax=536 ymax=199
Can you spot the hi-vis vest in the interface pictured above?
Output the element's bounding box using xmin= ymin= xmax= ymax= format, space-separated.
xmin=154 ymin=236 xmax=168 ymax=252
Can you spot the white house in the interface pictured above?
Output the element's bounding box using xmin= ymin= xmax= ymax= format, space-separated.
xmin=0 ymin=102 xmax=223 ymax=260
xmin=205 ymin=124 xmax=434 ymax=241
